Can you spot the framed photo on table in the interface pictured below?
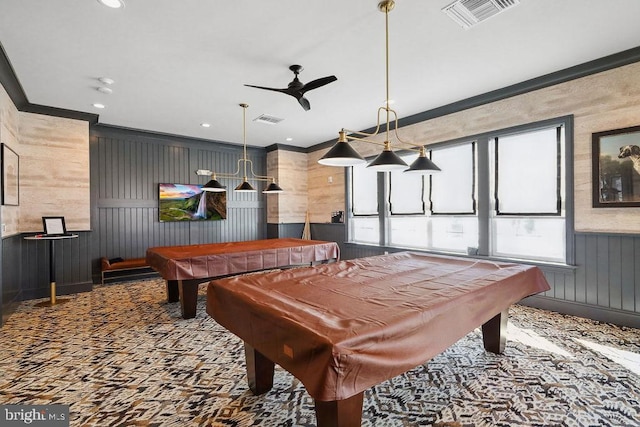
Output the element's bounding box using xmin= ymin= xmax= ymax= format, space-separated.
xmin=592 ymin=126 xmax=640 ymax=208
xmin=1 ymin=143 xmax=19 ymax=206
xmin=42 ymin=216 xmax=67 ymax=235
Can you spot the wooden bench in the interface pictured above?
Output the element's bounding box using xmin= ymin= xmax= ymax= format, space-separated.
xmin=100 ymin=257 xmax=157 ymax=285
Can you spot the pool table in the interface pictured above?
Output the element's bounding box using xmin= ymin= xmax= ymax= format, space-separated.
xmin=146 ymin=238 xmax=340 ymax=318
xmin=206 ymin=251 xmax=550 ymax=426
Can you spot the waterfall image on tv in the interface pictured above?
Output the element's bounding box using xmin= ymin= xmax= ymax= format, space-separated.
xmin=158 ymin=183 xmax=227 ymax=222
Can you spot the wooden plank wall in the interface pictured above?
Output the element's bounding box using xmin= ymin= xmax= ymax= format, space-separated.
xmin=90 ymin=126 xmax=267 ymax=282
xmin=18 ymin=113 xmax=90 ymax=232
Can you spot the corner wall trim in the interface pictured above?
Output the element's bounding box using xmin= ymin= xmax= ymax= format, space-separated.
xmin=0 ymin=41 xmax=98 ymax=123
xmin=23 ymin=103 xmax=98 ymax=123
xmin=265 ymin=144 xmax=308 ymax=153
xmin=0 ymin=41 xmax=28 ymax=109
xmin=92 ymin=123 xmax=266 ymax=153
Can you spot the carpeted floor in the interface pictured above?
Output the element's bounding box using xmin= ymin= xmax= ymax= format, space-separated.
xmin=0 ymin=278 xmax=638 ymax=427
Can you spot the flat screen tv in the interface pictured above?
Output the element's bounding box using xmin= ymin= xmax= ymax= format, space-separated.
xmin=158 ymin=183 xmax=227 ymax=222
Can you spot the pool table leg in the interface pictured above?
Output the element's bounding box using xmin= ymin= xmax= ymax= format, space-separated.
xmin=244 ymin=343 xmax=274 ymax=395
xmin=166 ymin=280 xmax=179 ymax=303
xmin=315 ymin=392 xmax=364 ymax=427
xmin=482 ymin=308 xmax=509 ymax=354
xmin=178 ymin=280 xmax=199 ymax=319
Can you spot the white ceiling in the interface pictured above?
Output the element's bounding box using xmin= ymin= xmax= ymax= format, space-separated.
xmin=1 ymin=0 xmax=640 ymax=149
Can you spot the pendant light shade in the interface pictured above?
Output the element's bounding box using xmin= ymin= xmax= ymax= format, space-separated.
xmin=202 ymin=175 xmax=226 ymax=192
xmin=318 ymin=131 xmax=367 ymax=167
xmin=366 ymin=142 xmax=408 ymax=171
xmin=263 ymin=181 xmax=284 ymax=193
xmin=235 ymin=180 xmax=256 ymax=192
xmin=404 ymin=147 xmax=441 ymax=174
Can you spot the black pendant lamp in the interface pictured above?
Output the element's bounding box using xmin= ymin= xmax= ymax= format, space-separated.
xmin=202 ymin=174 xmax=226 ymax=192
xmin=196 ymin=104 xmax=284 ymax=194
xmin=318 ymin=131 xmax=367 ymax=167
xmin=404 ymin=147 xmax=441 ymax=174
xmin=319 ymin=0 xmax=439 ymax=175
xmin=234 ymin=180 xmax=256 ymax=192
xmin=263 ymin=180 xmax=284 ymax=193
xmin=367 ymin=141 xmax=408 ymax=171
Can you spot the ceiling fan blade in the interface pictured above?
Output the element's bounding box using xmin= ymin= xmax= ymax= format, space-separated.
xmin=301 ymin=75 xmax=337 ymax=93
xmin=298 ymin=96 xmax=311 ymax=111
xmin=245 ymin=67 xmax=334 ymax=111
xmin=244 ymin=84 xmax=287 ymax=94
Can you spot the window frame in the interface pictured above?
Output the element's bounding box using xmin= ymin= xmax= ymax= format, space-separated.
xmin=388 ymin=152 xmax=425 ymax=216
xmin=345 ymin=115 xmax=575 ymax=266
xmin=428 ymin=141 xmax=477 ymax=216
xmin=350 ymin=161 xmax=380 ymax=217
xmin=493 ymin=126 xmax=563 ymax=216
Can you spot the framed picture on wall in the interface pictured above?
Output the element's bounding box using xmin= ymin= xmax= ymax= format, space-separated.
xmin=592 ymin=125 xmax=640 ymax=208
xmin=1 ymin=143 xmax=19 ymax=206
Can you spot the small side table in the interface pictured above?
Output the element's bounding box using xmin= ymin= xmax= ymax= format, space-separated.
xmin=24 ymin=234 xmax=78 ymax=307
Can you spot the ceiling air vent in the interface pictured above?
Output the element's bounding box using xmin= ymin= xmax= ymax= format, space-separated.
xmin=442 ymin=0 xmax=520 ymax=29
xmin=253 ymin=114 xmax=284 ymax=125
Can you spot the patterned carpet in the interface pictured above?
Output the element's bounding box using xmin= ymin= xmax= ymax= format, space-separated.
xmin=0 ymin=278 xmax=639 ymax=427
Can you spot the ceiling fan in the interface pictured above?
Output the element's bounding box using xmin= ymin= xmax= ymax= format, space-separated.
xmin=244 ymin=65 xmax=337 ymax=111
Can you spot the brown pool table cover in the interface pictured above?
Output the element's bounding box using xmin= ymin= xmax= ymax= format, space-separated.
xmin=146 ymin=238 xmax=340 ymax=280
xmin=206 ymin=251 xmax=550 ymax=402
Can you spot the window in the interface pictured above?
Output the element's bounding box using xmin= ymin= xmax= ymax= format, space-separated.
xmin=430 ymin=143 xmax=476 ymax=215
xmin=494 ymin=127 xmax=560 ymax=215
xmin=350 ymin=162 xmax=380 ymax=244
xmin=490 ymin=125 xmax=566 ymax=262
xmin=428 ymin=143 xmax=479 ymax=252
xmin=346 ymin=116 xmax=573 ymax=264
xmin=386 ymin=142 xmax=478 ymax=252
xmin=387 ymin=153 xmax=427 ymax=248
xmin=389 ymin=152 xmax=424 ymax=215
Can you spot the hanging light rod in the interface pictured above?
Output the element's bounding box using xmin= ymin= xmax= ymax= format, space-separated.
xmin=195 ymin=104 xmax=284 ymax=194
xmin=318 ymin=0 xmax=441 ymax=174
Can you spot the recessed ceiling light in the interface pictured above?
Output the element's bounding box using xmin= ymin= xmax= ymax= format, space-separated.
xmin=200 ymin=123 xmax=211 ymax=128
xmin=97 ymin=0 xmax=125 ymax=8
xmin=285 ymin=137 xmax=293 ymax=142
xmin=98 ymin=77 xmax=115 ymax=85
xmin=93 ymin=103 xmax=106 ymax=109
xmin=97 ymin=87 xmax=113 ymax=94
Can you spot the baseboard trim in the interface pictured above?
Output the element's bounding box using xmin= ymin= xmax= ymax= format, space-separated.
xmin=1 ymin=290 xmax=22 ymax=327
xmin=21 ymin=282 xmax=93 ymax=302
xmin=521 ymin=295 xmax=640 ymax=329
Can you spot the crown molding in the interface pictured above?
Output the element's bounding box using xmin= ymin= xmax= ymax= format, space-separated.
xmin=4 ymin=39 xmax=639 ymax=151
xmin=265 ymin=143 xmax=308 ymax=153
xmin=0 ymin=41 xmax=98 ymax=123
xmin=0 ymin=41 xmax=28 ymax=110
xmin=308 ymin=45 xmax=640 ymax=153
